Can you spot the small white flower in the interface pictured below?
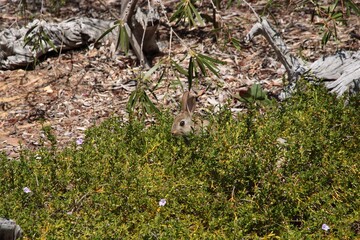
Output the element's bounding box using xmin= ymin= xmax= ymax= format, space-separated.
xmin=159 ymin=199 xmax=166 ymax=207
xmin=276 ymin=137 xmax=287 ymax=145
xmin=322 ymin=223 xmax=330 ymax=231
xmin=23 ymin=187 xmax=32 ymax=193
xmin=76 ymin=138 xmax=83 ymax=145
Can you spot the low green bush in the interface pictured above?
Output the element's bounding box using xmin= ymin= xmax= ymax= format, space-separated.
xmin=1 ymin=84 xmax=359 ymax=239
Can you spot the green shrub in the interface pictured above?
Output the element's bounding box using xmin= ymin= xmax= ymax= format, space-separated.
xmin=0 ymin=84 xmax=359 ymax=239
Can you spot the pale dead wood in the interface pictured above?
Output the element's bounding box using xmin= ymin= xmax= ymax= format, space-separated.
xmin=0 ymin=0 xmax=160 ymax=70
xmin=245 ymin=18 xmax=360 ymax=98
xmin=311 ymin=51 xmax=360 ymax=97
xmin=0 ymin=17 xmax=115 ymax=70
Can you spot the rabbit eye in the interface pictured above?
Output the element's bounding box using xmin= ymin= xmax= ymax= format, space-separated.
xmin=180 ymin=120 xmax=185 ymax=126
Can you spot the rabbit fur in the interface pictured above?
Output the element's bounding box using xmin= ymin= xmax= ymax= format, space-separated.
xmin=171 ymin=91 xmax=208 ymax=136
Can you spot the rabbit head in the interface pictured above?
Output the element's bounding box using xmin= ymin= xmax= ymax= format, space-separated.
xmin=171 ymin=91 xmax=197 ymax=136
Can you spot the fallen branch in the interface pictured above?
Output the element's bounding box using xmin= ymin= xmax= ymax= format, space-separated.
xmin=0 ymin=17 xmax=114 ymax=70
xmin=0 ymin=1 xmax=160 ymax=70
xmin=245 ymin=18 xmax=360 ymax=98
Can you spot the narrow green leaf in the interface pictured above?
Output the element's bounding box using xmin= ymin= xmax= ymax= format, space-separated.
xmin=195 ymin=57 xmax=207 ymax=76
xmin=42 ymin=32 xmax=58 ymax=53
xmin=23 ymin=25 xmax=38 ymax=48
xmin=186 ymin=5 xmax=196 ymax=26
xmin=117 ymin=25 xmax=124 ymax=51
xmin=143 ymin=61 xmax=162 ymax=80
xmin=188 ymin=57 xmax=194 ymax=90
xmin=144 ymin=91 xmax=160 ymax=114
xmin=151 ymin=70 xmax=164 ymax=93
xmin=170 ymin=3 xmax=185 ymax=22
xmin=39 ymin=40 xmax=45 ymax=54
xmin=198 ymin=56 xmax=220 ymax=74
xmin=204 ymin=63 xmax=220 ymax=77
xmin=331 ymin=12 xmax=343 ymax=20
xmin=346 ymin=0 xmax=360 ymax=15
xmin=231 ymin=37 xmax=242 ymax=51
xmin=172 ymin=61 xmax=189 ymax=77
xmin=127 ymin=90 xmax=138 ymax=112
xmin=118 ymin=25 xmax=129 ymax=53
xmin=24 ymin=24 xmax=38 ymax=39
xmin=329 ymin=0 xmax=339 ymax=13
xmin=250 ymin=84 xmax=266 ymax=100
xmin=321 ymin=30 xmax=331 ymax=46
xmin=95 ymin=24 xmax=118 ymax=45
xmin=333 ymin=21 xmax=338 ymax=39
xmin=198 ymin=53 xmax=225 ymax=65
xmin=189 ymin=2 xmax=205 ymax=26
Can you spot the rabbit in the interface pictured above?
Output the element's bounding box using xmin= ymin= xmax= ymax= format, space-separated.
xmin=171 ymin=91 xmax=209 ymax=136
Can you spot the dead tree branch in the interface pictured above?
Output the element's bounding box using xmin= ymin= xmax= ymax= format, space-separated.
xmin=0 ymin=18 xmax=114 ymax=70
xmin=245 ymin=18 xmax=360 ymax=98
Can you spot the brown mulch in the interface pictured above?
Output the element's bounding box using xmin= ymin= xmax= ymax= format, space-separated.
xmin=1 ymin=0 xmax=359 ymax=158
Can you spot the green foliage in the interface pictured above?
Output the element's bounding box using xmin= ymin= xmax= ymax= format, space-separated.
xmin=1 ymin=84 xmax=359 ymax=238
xmin=23 ymin=24 xmax=58 ymax=68
xmin=233 ymin=84 xmax=274 ymax=107
xmin=126 ymin=62 xmax=163 ymax=120
xmin=170 ymin=0 xmax=205 ymax=27
xmin=96 ymin=20 xmax=130 ymax=55
xmin=41 ymin=124 xmax=57 ymax=150
xmin=171 ymin=50 xmax=225 ymax=90
xmin=264 ymin=0 xmax=360 ymax=46
xmin=309 ymin=0 xmax=348 ymax=46
xmin=97 ymin=20 xmax=163 ymax=120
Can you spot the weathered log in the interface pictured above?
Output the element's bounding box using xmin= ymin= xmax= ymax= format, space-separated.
xmin=245 ymin=18 xmax=360 ymax=98
xmin=0 ymin=17 xmax=114 ymax=70
xmin=0 ymin=1 xmax=160 ymax=70
xmin=311 ymin=51 xmax=360 ymax=97
xmin=0 ymin=218 xmax=22 ymax=240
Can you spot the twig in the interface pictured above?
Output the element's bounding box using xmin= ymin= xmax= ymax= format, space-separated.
xmin=242 ymin=0 xmax=261 ymax=22
xmin=158 ymin=0 xmax=191 ymax=56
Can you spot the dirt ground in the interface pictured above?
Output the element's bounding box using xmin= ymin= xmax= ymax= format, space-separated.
xmin=1 ymin=0 xmax=359 ymax=158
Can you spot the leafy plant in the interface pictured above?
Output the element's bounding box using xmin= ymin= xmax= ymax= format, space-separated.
xmin=41 ymin=125 xmax=57 ymax=148
xmin=309 ymin=0 xmax=348 ymax=46
xmin=23 ymin=23 xmax=58 ymax=67
xmin=170 ymin=0 xmax=205 ymax=27
xmin=171 ymin=50 xmax=225 ymax=90
xmin=127 ymin=62 xmax=163 ymax=120
xmin=234 ymin=83 xmax=274 ymax=107
xmin=95 ymin=10 xmax=225 ymax=117
xmin=264 ymin=0 xmax=360 ymax=46
xmin=1 ymin=84 xmax=359 ymax=238
xmin=96 ymin=19 xmax=129 ymax=54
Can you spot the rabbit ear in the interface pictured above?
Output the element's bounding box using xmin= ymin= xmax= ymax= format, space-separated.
xmin=181 ymin=91 xmax=196 ymax=114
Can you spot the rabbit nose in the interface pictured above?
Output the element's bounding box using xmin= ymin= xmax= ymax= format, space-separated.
xmin=171 ymin=129 xmax=181 ymax=136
